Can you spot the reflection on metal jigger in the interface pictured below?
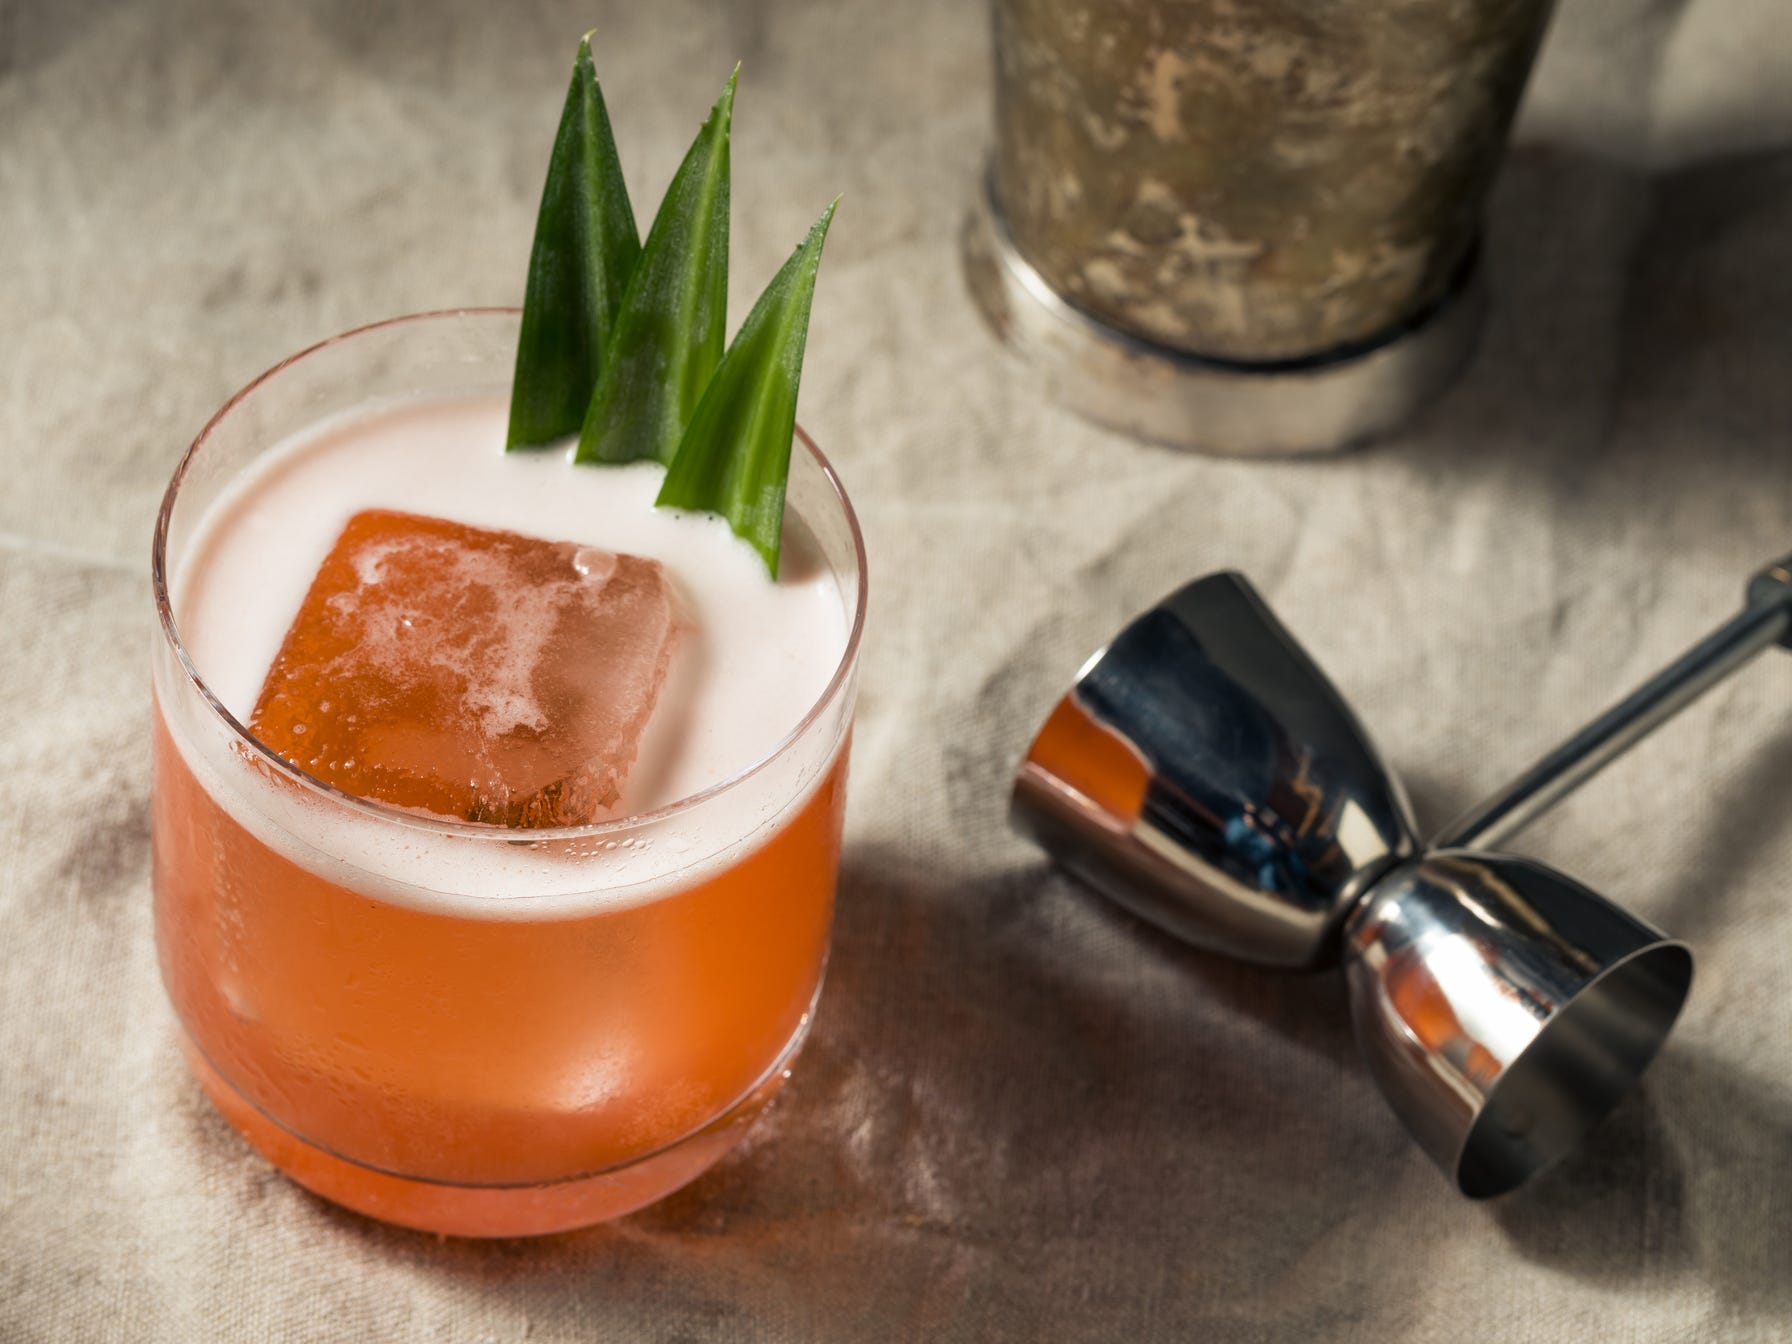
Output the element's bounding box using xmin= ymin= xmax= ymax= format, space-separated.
xmin=1013 ymin=558 xmax=1792 ymax=1195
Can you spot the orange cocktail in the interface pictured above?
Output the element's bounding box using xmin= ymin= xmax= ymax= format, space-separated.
xmin=149 ymin=311 xmax=866 ymax=1236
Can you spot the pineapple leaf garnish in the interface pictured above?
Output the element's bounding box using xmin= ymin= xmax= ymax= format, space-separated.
xmin=510 ymin=42 xmax=838 ymax=581
xmin=575 ymin=68 xmax=735 ymax=467
xmin=507 ymin=34 xmax=639 ymax=450
xmin=655 ymin=201 xmax=836 ymax=577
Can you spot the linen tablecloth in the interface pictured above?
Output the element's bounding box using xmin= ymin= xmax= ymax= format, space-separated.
xmin=3 ymin=0 xmax=1790 ymax=1337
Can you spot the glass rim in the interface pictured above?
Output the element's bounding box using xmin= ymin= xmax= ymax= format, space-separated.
xmin=151 ymin=306 xmax=869 ymax=844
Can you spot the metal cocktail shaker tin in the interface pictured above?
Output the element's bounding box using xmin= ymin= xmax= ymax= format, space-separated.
xmin=964 ymin=0 xmax=1556 ymax=454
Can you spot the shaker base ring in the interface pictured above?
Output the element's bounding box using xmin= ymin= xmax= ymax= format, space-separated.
xmin=960 ymin=169 xmax=1487 ymax=457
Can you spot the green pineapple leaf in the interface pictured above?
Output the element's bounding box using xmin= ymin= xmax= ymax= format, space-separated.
xmin=507 ymin=33 xmax=639 ymax=450
xmin=655 ymin=200 xmax=837 ymax=577
xmin=576 ymin=68 xmax=735 ymax=467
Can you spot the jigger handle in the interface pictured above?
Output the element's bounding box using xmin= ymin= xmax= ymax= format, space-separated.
xmin=1433 ymin=556 xmax=1792 ymax=850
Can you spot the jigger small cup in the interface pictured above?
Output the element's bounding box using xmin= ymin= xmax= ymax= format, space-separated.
xmin=1348 ymin=851 xmax=1689 ymax=1197
xmin=1014 ymin=572 xmax=1695 ymax=1196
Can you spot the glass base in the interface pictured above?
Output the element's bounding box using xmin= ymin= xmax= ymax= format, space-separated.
xmin=179 ymin=1025 xmax=807 ymax=1238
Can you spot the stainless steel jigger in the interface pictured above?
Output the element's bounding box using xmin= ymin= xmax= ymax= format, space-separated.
xmin=1014 ymin=557 xmax=1792 ymax=1196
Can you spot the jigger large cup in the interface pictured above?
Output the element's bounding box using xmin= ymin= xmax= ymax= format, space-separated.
xmin=1015 ymin=572 xmax=1419 ymax=967
xmin=1013 ymin=571 xmax=1709 ymax=1196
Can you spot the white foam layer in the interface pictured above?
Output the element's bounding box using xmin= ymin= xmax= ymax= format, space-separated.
xmin=158 ymin=691 xmax=848 ymax=919
xmin=161 ymin=393 xmax=854 ymax=918
xmin=179 ymin=394 xmax=847 ymax=813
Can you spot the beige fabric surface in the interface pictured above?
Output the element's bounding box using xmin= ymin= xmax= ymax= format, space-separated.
xmin=4 ymin=0 xmax=1792 ymax=1338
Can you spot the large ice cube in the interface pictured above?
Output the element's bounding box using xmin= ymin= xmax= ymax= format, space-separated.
xmin=249 ymin=509 xmax=680 ymax=826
